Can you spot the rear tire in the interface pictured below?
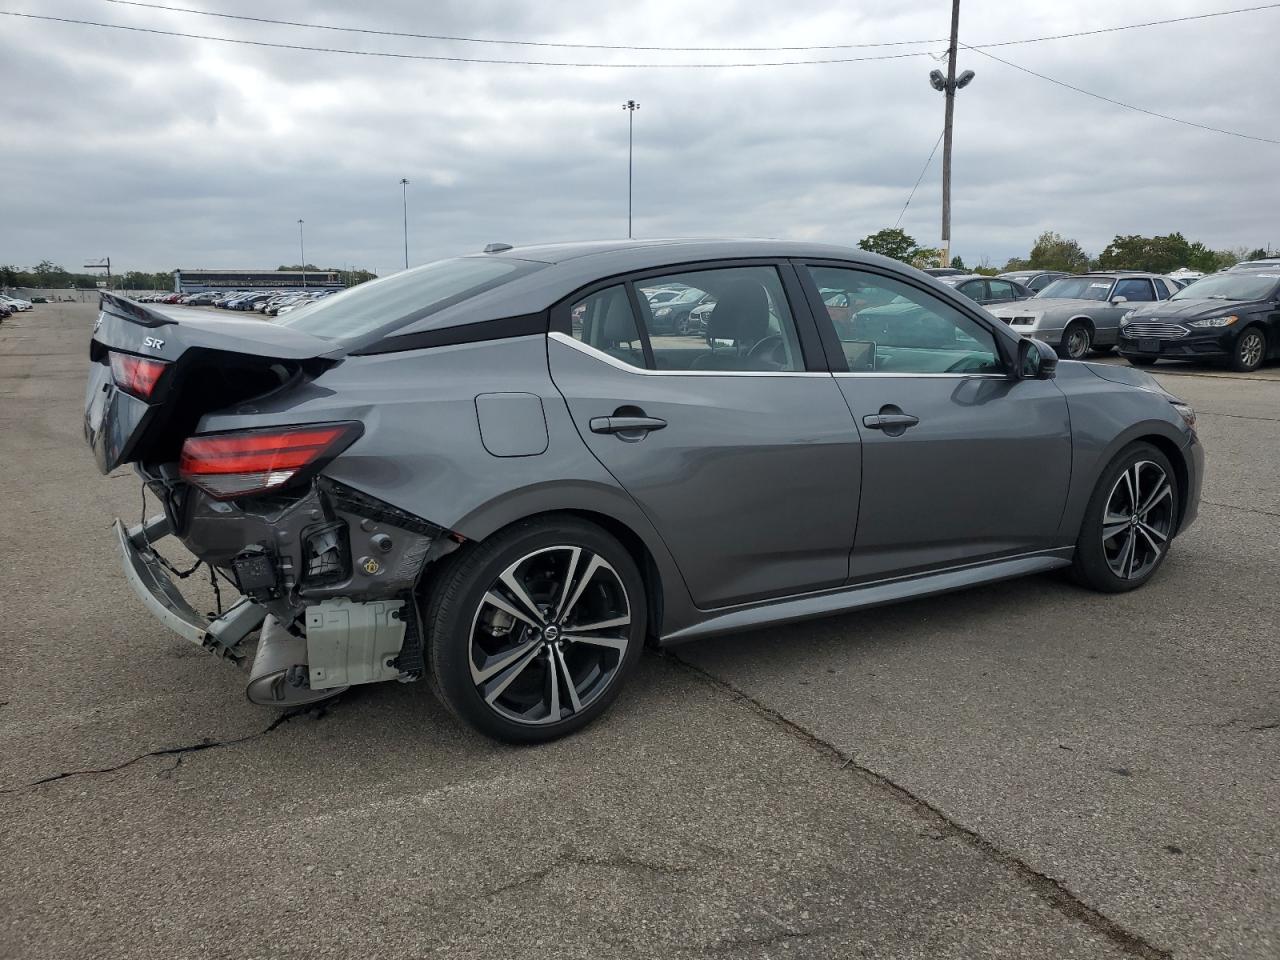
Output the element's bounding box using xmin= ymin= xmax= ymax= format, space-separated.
xmin=1071 ymin=442 xmax=1178 ymax=593
xmin=425 ymin=516 xmax=646 ymax=743
xmin=1230 ymin=326 xmax=1266 ymax=373
xmin=1058 ymin=321 xmax=1093 ymax=360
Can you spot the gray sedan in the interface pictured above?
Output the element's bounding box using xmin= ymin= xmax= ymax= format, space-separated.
xmin=988 ymin=272 xmax=1180 ymax=359
xmin=85 ymin=239 xmax=1202 ymax=743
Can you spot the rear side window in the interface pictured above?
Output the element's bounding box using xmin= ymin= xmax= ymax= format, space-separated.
xmin=274 ymin=257 xmax=535 ymax=340
xmin=1113 ymin=278 xmax=1156 ymax=302
xmin=570 ymin=286 xmax=646 ymax=368
xmin=634 ymin=266 xmax=803 ymax=372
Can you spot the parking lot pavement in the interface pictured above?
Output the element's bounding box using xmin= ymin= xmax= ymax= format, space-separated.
xmin=2 ymin=302 xmax=1275 ymax=959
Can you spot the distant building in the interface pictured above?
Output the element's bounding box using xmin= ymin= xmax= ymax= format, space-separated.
xmin=173 ymin=268 xmax=343 ymax=293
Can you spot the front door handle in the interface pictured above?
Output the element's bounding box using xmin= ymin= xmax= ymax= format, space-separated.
xmin=589 ymin=415 xmax=668 ymax=436
xmin=862 ymin=413 xmax=919 ymax=431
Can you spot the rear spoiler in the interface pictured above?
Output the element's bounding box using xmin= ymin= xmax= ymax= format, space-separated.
xmin=99 ymin=291 xmax=174 ymax=329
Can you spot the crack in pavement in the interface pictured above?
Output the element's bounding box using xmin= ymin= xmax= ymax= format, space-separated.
xmin=663 ymin=651 xmax=1174 ymax=960
xmin=1201 ymin=499 xmax=1280 ymax=520
xmin=0 ymin=701 xmax=334 ymax=795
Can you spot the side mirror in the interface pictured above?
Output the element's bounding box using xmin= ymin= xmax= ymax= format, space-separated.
xmin=1016 ymin=337 xmax=1058 ymax=380
xmin=1111 ymin=296 xmax=1129 ymax=305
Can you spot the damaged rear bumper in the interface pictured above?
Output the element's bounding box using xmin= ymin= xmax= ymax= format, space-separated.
xmin=114 ymin=476 xmax=459 ymax=706
xmin=115 ymin=516 xmax=265 ymax=659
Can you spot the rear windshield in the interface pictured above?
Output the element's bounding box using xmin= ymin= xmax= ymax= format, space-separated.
xmin=274 ymin=257 xmax=536 ymax=340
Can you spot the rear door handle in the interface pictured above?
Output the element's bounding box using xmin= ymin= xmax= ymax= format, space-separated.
xmin=862 ymin=413 xmax=919 ymax=431
xmin=589 ymin=415 xmax=668 ymax=436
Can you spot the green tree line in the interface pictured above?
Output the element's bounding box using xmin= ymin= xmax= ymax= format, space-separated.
xmin=858 ymin=228 xmax=1271 ymax=275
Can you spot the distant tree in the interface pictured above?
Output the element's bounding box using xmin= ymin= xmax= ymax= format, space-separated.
xmin=1185 ymin=242 xmax=1237 ymax=274
xmin=1027 ymin=232 xmax=1091 ymax=273
xmin=949 ymin=255 xmax=967 ymax=271
xmin=1245 ymin=247 xmax=1271 ymax=261
xmin=911 ymin=247 xmax=946 ymax=270
xmin=1002 ymin=257 xmax=1029 ymax=272
xmin=858 ymin=228 xmax=917 ymax=263
xmin=1097 ymin=233 xmax=1196 ymax=274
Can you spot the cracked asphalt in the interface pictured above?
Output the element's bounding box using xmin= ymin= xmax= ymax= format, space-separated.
xmin=2 ymin=302 xmax=1277 ymax=959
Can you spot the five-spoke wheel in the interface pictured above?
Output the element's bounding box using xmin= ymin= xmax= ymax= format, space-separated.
xmin=426 ymin=517 xmax=645 ymax=743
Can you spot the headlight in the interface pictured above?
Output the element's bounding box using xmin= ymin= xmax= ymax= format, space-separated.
xmin=1187 ymin=314 xmax=1237 ymax=328
xmin=654 ymin=307 xmax=671 ymax=317
xmin=1172 ymin=402 xmax=1196 ymax=431
xmin=1120 ymin=310 xmax=1136 ymax=325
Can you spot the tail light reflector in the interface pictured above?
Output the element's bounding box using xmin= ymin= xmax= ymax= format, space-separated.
xmin=179 ymin=422 xmax=361 ymax=500
xmin=109 ymin=351 xmax=169 ymax=400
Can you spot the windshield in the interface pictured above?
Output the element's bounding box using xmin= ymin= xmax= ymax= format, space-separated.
xmin=1037 ymin=277 xmax=1114 ymax=301
xmin=1171 ymin=272 xmax=1279 ymax=301
xmin=274 ymin=257 xmax=534 ymax=339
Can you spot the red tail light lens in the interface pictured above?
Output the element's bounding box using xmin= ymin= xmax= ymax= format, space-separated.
xmin=179 ymin=422 xmax=362 ymax=500
xmin=109 ymin=351 xmax=169 ymax=401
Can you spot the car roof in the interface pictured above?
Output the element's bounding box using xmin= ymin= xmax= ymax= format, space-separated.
xmin=470 ymin=237 xmax=879 ymax=266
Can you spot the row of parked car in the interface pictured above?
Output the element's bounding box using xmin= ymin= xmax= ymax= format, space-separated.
xmin=0 ymin=293 xmax=37 ymax=320
xmin=135 ymin=288 xmax=339 ymax=317
xmin=918 ymin=260 xmax=1280 ymax=372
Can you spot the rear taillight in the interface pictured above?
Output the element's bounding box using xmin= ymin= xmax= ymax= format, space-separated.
xmin=179 ymin=422 xmax=362 ymax=500
xmin=109 ymin=351 xmax=169 ymax=401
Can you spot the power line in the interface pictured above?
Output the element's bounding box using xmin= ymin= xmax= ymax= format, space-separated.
xmin=101 ymin=0 xmax=1280 ymax=53
xmin=0 ymin=12 xmax=940 ymax=67
xmin=965 ymin=46 xmax=1280 ymax=145
xmin=896 ymin=131 xmax=944 ymax=229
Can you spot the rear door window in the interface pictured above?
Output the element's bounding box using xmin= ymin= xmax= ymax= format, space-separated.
xmin=633 ymin=266 xmax=804 ymax=372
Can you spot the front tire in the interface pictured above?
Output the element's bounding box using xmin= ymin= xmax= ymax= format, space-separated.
xmin=1058 ymin=321 xmax=1093 ymax=360
xmin=425 ymin=516 xmax=646 ymax=743
xmin=1231 ymin=326 xmax=1266 ymax=372
xmin=1071 ymin=443 xmax=1178 ymax=593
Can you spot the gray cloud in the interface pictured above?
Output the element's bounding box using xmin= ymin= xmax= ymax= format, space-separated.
xmin=2 ymin=0 xmax=1277 ymax=275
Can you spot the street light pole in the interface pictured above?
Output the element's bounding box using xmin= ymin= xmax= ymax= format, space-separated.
xmin=622 ymin=100 xmax=639 ymax=239
xmin=298 ymin=219 xmax=306 ymax=289
xmin=400 ymin=178 xmax=410 ymax=270
xmin=929 ymin=0 xmax=974 ymax=270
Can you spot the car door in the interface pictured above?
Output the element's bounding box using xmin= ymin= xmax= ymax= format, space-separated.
xmin=957 ymin=279 xmax=990 ymax=304
xmin=547 ymin=262 xmax=862 ymax=609
xmin=799 ymin=262 xmax=1072 ymax=582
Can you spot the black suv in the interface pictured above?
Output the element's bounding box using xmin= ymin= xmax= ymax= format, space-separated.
xmin=1118 ymin=268 xmax=1280 ymax=372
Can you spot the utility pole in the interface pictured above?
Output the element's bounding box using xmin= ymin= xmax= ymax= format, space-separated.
xmin=622 ymin=100 xmax=639 ymax=238
xmin=400 ymin=178 xmax=410 ymax=270
xmin=929 ymin=0 xmax=974 ymax=269
xmin=298 ymin=219 xmax=306 ymax=289
xmin=83 ymin=257 xmax=111 ymax=291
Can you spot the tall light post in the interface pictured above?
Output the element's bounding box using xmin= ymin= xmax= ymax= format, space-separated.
xmin=400 ymin=178 xmax=411 ymax=270
xmin=622 ymin=100 xmax=639 ymax=239
xmin=929 ymin=0 xmax=974 ymax=269
xmin=297 ymin=219 xmax=306 ymax=289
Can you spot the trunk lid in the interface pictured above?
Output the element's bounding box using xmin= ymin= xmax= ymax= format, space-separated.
xmin=85 ymin=293 xmax=340 ymax=472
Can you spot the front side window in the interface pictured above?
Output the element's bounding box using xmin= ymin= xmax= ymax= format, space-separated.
xmin=1113 ymin=278 xmax=1156 ymax=302
xmin=634 ymin=266 xmax=803 ymax=372
xmin=807 ymin=265 xmax=1002 ymax=374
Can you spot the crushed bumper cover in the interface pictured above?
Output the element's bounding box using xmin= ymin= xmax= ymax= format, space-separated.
xmin=115 ymin=516 xmax=266 ymax=660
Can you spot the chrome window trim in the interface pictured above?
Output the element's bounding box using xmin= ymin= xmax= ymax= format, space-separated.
xmin=832 ymin=371 xmax=1008 ymax=380
xmin=549 ymin=331 xmax=832 ymax=378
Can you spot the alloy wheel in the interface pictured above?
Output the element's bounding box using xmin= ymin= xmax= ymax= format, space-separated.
xmin=1101 ymin=460 xmax=1174 ymax=580
xmin=468 ymin=545 xmax=632 ymax=726
xmin=1239 ymin=331 xmax=1264 ymax=370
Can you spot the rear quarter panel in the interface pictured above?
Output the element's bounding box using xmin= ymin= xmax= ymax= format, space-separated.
xmin=196 ymin=335 xmax=700 ymax=637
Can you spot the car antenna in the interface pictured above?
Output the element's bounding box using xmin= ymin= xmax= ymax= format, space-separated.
xmin=483 ymin=242 xmax=513 ymax=254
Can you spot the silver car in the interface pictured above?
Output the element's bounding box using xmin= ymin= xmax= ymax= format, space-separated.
xmin=85 ymin=239 xmax=1203 ymax=743
xmin=988 ymin=272 xmax=1181 ymax=359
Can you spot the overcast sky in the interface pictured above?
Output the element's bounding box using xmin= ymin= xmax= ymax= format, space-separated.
xmin=3 ymin=0 xmax=1278 ymax=275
